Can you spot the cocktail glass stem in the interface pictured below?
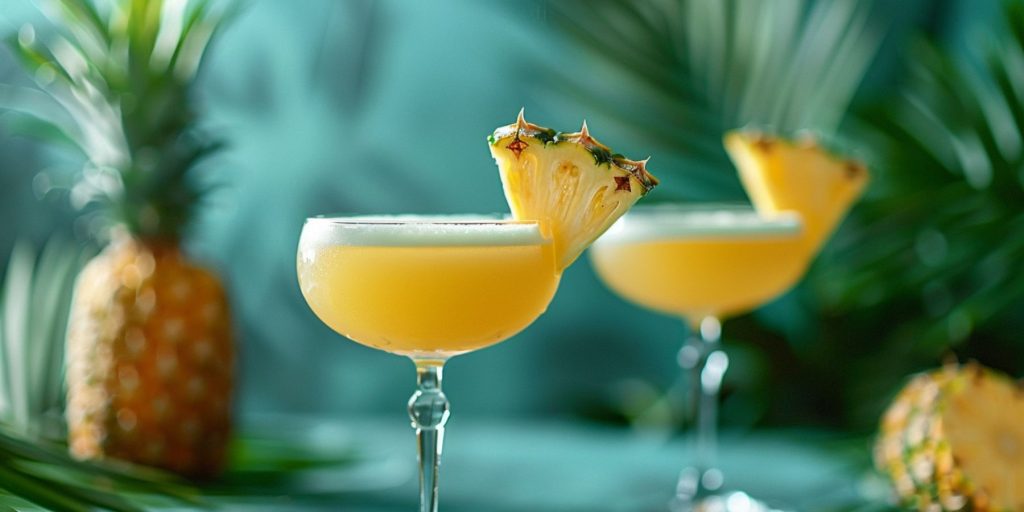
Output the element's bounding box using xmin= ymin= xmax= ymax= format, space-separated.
xmin=408 ymin=361 xmax=450 ymax=512
xmin=674 ymin=316 xmax=728 ymax=509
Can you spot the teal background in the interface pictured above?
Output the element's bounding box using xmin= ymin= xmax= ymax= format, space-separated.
xmin=0 ymin=0 xmax=1008 ymax=428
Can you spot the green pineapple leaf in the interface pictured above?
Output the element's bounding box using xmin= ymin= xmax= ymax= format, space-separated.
xmin=3 ymin=0 xmax=233 ymax=241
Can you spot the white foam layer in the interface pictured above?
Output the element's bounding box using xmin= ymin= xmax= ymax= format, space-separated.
xmin=300 ymin=215 xmax=547 ymax=248
xmin=594 ymin=204 xmax=802 ymax=245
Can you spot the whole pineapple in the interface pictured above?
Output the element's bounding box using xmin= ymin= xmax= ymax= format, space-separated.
xmin=9 ymin=0 xmax=234 ymax=478
xmin=875 ymin=363 xmax=1024 ymax=511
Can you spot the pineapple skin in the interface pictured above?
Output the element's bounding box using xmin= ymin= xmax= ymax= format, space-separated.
xmin=875 ymin=365 xmax=1023 ymax=512
xmin=66 ymin=238 xmax=234 ymax=479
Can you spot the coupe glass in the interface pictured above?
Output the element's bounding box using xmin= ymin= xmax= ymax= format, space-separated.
xmin=590 ymin=204 xmax=810 ymax=512
xmin=296 ymin=215 xmax=560 ymax=512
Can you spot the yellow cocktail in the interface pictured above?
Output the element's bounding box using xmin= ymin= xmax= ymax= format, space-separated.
xmin=596 ymin=132 xmax=867 ymax=511
xmin=298 ymin=217 xmax=559 ymax=357
xmin=590 ymin=204 xmax=806 ymax=511
xmin=295 ymin=112 xmax=659 ymax=512
xmin=296 ymin=215 xmax=562 ymax=512
xmin=591 ymin=205 xmax=806 ymax=321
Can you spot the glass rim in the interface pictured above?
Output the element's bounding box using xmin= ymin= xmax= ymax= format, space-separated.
xmin=596 ymin=202 xmax=804 ymax=242
xmin=303 ymin=213 xmax=540 ymax=227
xmin=300 ymin=214 xmax=548 ymax=247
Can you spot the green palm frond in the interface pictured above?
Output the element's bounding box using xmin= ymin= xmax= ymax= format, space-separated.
xmin=0 ymin=423 xmax=201 ymax=511
xmin=543 ymin=0 xmax=886 ymax=192
xmin=0 ymin=238 xmax=83 ymax=438
xmin=1 ymin=0 xmax=235 ymax=239
xmin=836 ymin=0 xmax=1024 ymax=354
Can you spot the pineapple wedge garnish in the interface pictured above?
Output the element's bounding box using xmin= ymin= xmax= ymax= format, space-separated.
xmin=724 ymin=131 xmax=869 ymax=253
xmin=489 ymin=110 xmax=658 ymax=269
xmin=875 ymin=363 xmax=1024 ymax=511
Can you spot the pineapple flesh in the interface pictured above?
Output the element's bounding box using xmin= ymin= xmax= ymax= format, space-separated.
xmin=724 ymin=131 xmax=869 ymax=253
xmin=875 ymin=364 xmax=1024 ymax=511
xmin=489 ymin=111 xmax=658 ymax=269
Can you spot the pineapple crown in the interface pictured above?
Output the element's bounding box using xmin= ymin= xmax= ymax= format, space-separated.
xmin=7 ymin=0 xmax=232 ymax=241
xmin=489 ymin=109 xmax=659 ymax=194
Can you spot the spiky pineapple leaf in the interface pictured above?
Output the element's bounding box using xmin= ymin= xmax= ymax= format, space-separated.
xmin=3 ymin=0 xmax=233 ymax=240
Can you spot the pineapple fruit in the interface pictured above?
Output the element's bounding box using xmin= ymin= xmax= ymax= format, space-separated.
xmin=10 ymin=0 xmax=234 ymax=478
xmin=489 ymin=110 xmax=659 ymax=269
xmin=67 ymin=238 xmax=233 ymax=478
xmin=875 ymin=364 xmax=1024 ymax=511
xmin=724 ymin=131 xmax=869 ymax=253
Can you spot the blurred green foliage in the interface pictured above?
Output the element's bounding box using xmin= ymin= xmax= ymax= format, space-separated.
xmin=0 ymin=421 xmax=200 ymax=511
xmin=2 ymin=0 xmax=234 ymax=241
xmin=0 ymin=238 xmax=82 ymax=438
xmin=543 ymin=0 xmax=883 ymax=173
xmin=828 ymin=0 xmax=1024 ymax=426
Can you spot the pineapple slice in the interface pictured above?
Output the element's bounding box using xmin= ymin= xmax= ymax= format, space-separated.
xmin=875 ymin=364 xmax=1024 ymax=511
xmin=489 ymin=111 xmax=658 ymax=269
xmin=724 ymin=131 xmax=869 ymax=253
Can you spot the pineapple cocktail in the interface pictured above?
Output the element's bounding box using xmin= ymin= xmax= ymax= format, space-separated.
xmin=592 ymin=206 xmax=804 ymax=320
xmin=590 ymin=132 xmax=867 ymax=511
xmin=297 ymin=111 xmax=657 ymax=512
xmin=298 ymin=217 xmax=559 ymax=356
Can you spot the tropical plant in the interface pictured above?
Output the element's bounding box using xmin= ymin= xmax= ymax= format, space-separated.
xmin=0 ymin=237 xmax=82 ymax=438
xmin=0 ymin=238 xmax=200 ymax=511
xmin=2 ymin=0 xmax=238 ymax=478
xmin=824 ymin=0 xmax=1024 ymax=425
xmin=0 ymin=424 xmax=199 ymax=512
xmin=841 ymin=0 xmax=1024 ymax=351
xmin=542 ymin=0 xmax=886 ymax=199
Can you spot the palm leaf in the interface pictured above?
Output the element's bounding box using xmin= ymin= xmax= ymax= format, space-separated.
xmin=0 ymin=424 xmax=202 ymax=511
xmin=837 ymin=0 xmax=1024 ymax=354
xmin=0 ymin=238 xmax=83 ymax=437
xmin=542 ymin=0 xmax=886 ymax=199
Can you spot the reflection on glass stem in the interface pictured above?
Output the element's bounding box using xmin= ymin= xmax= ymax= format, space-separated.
xmin=408 ymin=361 xmax=449 ymax=512
xmin=675 ymin=316 xmax=729 ymax=508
